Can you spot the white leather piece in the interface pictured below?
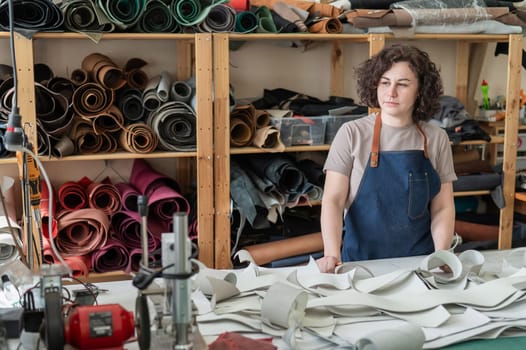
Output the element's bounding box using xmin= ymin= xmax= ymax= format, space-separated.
xmin=500 ymin=248 xmax=526 ymax=277
xmin=355 ymin=322 xmax=425 ymax=350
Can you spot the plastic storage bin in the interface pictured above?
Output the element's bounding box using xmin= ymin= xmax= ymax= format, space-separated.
xmin=272 ymin=116 xmax=327 ymax=146
xmin=325 ymin=114 xmax=366 ymax=144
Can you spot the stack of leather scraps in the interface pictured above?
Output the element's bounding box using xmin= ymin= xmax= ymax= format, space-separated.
xmin=190 ymin=248 xmax=526 ymax=349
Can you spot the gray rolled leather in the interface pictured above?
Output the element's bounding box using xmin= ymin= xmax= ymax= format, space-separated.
xmin=245 ymin=154 xmax=306 ymax=195
xmin=146 ymin=101 xmax=197 ymax=151
xmin=118 ymin=88 xmax=146 ymax=122
xmin=170 ymin=80 xmax=194 ymax=103
xmin=195 ymin=3 xmax=236 ymax=32
xmin=61 ymin=0 xmax=114 ymax=34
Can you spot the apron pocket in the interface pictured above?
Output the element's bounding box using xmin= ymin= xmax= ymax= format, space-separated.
xmin=408 ymin=171 xmax=430 ymax=220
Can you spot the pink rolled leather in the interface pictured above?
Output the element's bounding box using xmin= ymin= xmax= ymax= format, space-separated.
xmin=54 ymin=208 xmax=109 ymax=256
xmin=115 ymin=182 xmax=140 ymax=212
xmin=111 ymin=210 xmax=161 ymax=252
xmin=90 ymin=238 xmax=130 ymax=273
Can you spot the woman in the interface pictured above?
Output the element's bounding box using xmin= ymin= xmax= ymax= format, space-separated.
xmin=317 ymin=45 xmax=457 ymax=273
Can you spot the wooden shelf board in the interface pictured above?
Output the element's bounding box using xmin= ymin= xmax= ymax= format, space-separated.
xmin=31 ymin=32 xmax=196 ymax=41
xmin=0 ymin=151 xmax=197 ymax=164
xmin=454 ymin=190 xmax=491 ymax=197
xmin=230 ymin=145 xmax=330 ymax=154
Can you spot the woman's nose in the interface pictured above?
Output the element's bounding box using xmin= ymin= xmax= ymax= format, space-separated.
xmin=387 ymin=84 xmax=397 ymax=96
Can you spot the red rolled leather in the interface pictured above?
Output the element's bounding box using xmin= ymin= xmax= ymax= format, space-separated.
xmin=79 ymin=176 xmax=122 ymax=216
xmin=42 ymin=238 xmax=91 ymax=278
xmin=58 ymin=181 xmax=88 ymax=210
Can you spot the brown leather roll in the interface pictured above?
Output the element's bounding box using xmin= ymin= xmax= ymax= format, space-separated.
xmin=308 ymin=18 xmax=343 ymax=34
xmin=72 ymin=82 xmax=114 ymax=118
xmin=70 ymin=68 xmax=89 ymax=86
xmin=83 ymin=176 xmax=122 ymax=216
xmin=254 ymin=109 xmax=271 ymax=128
xmin=81 ymin=52 xmax=126 ymax=89
xmin=119 ymin=122 xmax=159 ymax=154
xmin=230 ymin=104 xmax=257 ymax=147
xmin=243 ymin=232 xmax=323 ymax=266
xmin=124 ymin=57 xmax=149 ymax=89
xmin=88 ymin=105 xmax=125 ymax=135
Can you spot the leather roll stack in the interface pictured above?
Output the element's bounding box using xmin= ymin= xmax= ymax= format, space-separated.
xmin=135 ymin=0 xmax=181 ymax=33
xmin=230 ymin=104 xmax=257 ymax=147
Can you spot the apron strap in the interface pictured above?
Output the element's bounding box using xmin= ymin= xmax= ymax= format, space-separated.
xmin=415 ymin=122 xmax=429 ymax=159
xmin=370 ymin=114 xmax=381 ymax=168
xmin=370 ymin=114 xmax=429 ymax=168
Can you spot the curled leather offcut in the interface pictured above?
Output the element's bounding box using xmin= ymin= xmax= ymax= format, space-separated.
xmin=72 ymin=82 xmax=115 ymax=118
xmin=55 ymin=208 xmax=110 ymax=256
xmin=147 ymin=101 xmax=197 ymax=151
xmin=252 ymin=126 xmax=286 ymax=153
xmin=308 ymin=18 xmax=343 ymax=34
xmin=119 ymin=122 xmax=159 ymax=154
xmin=230 ymin=104 xmax=257 ymax=147
xmin=91 ymin=238 xmax=130 ymax=273
xmin=81 ymin=176 xmax=123 ymax=216
xmin=58 ymin=181 xmax=88 ymax=210
xmin=112 ymin=210 xmax=162 ymax=251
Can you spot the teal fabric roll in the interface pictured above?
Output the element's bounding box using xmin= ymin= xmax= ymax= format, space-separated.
xmin=235 ymin=11 xmax=258 ymax=33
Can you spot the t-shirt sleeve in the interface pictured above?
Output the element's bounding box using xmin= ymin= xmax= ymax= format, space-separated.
xmin=324 ymin=123 xmax=354 ymax=177
xmin=435 ymin=128 xmax=458 ymax=183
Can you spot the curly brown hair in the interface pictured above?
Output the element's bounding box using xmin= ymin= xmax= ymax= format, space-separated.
xmin=355 ymin=44 xmax=443 ymax=122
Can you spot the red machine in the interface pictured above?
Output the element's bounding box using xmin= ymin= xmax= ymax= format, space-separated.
xmin=65 ymin=304 xmax=135 ymax=350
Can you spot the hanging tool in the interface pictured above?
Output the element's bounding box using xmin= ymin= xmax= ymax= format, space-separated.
xmin=481 ymin=80 xmax=490 ymax=110
xmin=16 ymin=142 xmax=42 ymax=268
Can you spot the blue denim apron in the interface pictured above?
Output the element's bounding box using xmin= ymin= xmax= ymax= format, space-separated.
xmin=342 ymin=114 xmax=441 ymax=261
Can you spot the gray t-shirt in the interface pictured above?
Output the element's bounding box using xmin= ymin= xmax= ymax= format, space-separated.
xmin=324 ymin=113 xmax=458 ymax=207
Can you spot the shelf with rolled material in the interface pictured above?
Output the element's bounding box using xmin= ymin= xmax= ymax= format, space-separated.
xmin=7 ymin=31 xmax=216 ymax=276
xmin=212 ymin=32 xmax=523 ymax=269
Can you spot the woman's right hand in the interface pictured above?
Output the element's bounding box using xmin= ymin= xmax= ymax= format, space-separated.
xmin=316 ymin=255 xmax=341 ymax=273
